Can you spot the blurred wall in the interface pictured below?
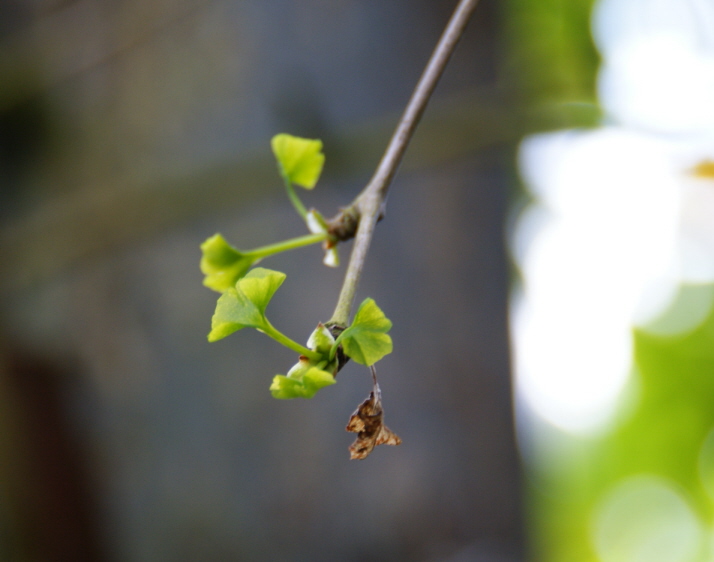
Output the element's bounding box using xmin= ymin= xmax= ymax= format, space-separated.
xmin=0 ymin=1 xmax=524 ymax=560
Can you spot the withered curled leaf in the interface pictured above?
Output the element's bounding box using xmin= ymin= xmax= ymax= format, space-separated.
xmin=346 ymin=366 xmax=401 ymax=460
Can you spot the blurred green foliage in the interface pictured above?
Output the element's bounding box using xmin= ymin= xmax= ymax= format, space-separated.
xmin=504 ymin=0 xmax=599 ymax=105
xmin=508 ymin=0 xmax=714 ymax=559
xmin=504 ymin=0 xmax=602 ymax=135
xmin=529 ymin=285 xmax=714 ymax=561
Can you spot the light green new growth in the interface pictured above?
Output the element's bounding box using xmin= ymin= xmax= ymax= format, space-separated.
xmin=200 ymin=234 xmax=255 ymax=292
xmin=271 ymin=133 xmax=325 ymax=220
xmin=202 ymin=134 xmax=393 ymax=399
xmin=271 ymin=364 xmax=336 ymax=399
xmin=271 ymin=133 xmax=325 ymax=189
xmin=200 ymin=0 xmax=479 ymax=439
xmin=270 ymin=324 xmax=339 ymax=399
xmin=208 ymin=268 xmax=321 ymax=361
xmin=269 ymin=300 xmax=394 ymax=399
xmin=208 ymin=267 xmax=286 ymax=341
xmin=332 ymin=298 xmax=393 ymax=366
xmin=200 ymin=232 xmax=328 ymax=292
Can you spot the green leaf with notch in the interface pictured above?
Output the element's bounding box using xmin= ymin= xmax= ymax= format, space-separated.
xmin=271 ymin=134 xmax=325 ymax=189
xmin=208 ymin=268 xmax=286 ymax=342
xmin=200 ymin=234 xmax=256 ymax=292
xmin=339 ymin=298 xmax=393 ymax=366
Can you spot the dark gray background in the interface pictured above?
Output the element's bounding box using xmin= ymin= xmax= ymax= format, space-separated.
xmin=0 ymin=1 xmax=523 ymax=560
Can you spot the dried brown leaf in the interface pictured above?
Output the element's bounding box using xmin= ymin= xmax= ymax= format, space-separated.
xmin=346 ymin=366 xmax=401 ymax=460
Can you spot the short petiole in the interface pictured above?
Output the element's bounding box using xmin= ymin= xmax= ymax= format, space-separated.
xmin=246 ymin=232 xmax=328 ymax=260
xmin=260 ymin=320 xmax=323 ymax=362
xmin=328 ymin=329 xmax=350 ymax=362
xmin=282 ymin=173 xmax=309 ymax=221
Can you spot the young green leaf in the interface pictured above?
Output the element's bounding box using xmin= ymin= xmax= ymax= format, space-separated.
xmin=200 ymin=234 xmax=256 ymax=292
xmin=339 ymin=298 xmax=393 ymax=366
xmin=271 ymin=134 xmax=325 ymax=189
xmin=270 ymin=368 xmax=336 ymax=399
xmin=270 ymin=362 xmax=336 ymax=399
xmin=307 ymin=323 xmax=338 ymax=356
xmin=268 ymin=324 xmax=340 ymax=399
xmin=237 ymin=267 xmax=286 ymax=314
xmin=208 ymin=289 xmax=255 ymax=342
xmin=208 ymin=268 xmax=286 ymax=342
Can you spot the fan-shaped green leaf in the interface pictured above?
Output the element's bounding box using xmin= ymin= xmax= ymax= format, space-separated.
xmin=207 ymin=268 xmax=286 ymax=342
xmin=271 ymin=133 xmax=325 ymax=189
xmin=208 ymin=288 xmax=255 ymax=342
xmin=352 ymin=297 xmax=393 ymax=333
xmin=200 ymin=234 xmax=255 ymax=292
xmin=342 ymin=332 xmax=393 ymax=366
xmin=340 ymin=298 xmax=393 ymax=365
xmin=237 ymin=268 xmax=286 ymax=315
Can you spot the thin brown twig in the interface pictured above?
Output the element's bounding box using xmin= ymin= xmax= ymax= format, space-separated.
xmin=328 ymin=0 xmax=480 ymax=326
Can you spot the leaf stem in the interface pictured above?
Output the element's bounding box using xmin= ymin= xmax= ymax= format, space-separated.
xmin=281 ymin=173 xmax=309 ymax=220
xmin=328 ymin=329 xmax=350 ymax=362
xmin=261 ymin=320 xmax=322 ymax=361
xmin=329 ymin=0 xmax=479 ymax=325
xmin=246 ymin=232 xmax=327 ymax=259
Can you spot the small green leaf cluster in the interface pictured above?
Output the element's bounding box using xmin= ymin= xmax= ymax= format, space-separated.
xmin=200 ymin=134 xmax=338 ymax=294
xmin=208 ymin=266 xmax=392 ymax=398
xmin=270 ymin=324 xmax=338 ymax=399
xmin=200 ymin=134 xmax=393 ymax=399
xmin=270 ymin=298 xmax=393 ymax=399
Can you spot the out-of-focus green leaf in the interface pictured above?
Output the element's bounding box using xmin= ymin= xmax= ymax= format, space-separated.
xmin=531 ymin=284 xmax=714 ymax=562
xmin=200 ymin=233 xmax=256 ymax=292
xmin=271 ymin=133 xmax=325 ymax=189
xmin=306 ymin=209 xmax=329 ymax=234
xmin=504 ymin=0 xmax=599 ymax=123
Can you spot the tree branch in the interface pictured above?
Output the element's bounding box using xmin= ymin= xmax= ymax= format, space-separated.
xmin=328 ymin=0 xmax=480 ymax=326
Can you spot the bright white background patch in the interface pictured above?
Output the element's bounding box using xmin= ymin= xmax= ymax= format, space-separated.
xmin=592 ymin=476 xmax=702 ymax=562
xmin=512 ymin=0 xmax=714 ymax=434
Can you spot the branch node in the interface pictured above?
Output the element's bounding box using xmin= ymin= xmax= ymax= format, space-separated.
xmin=325 ymin=322 xmax=350 ymax=373
xmin=327 ymin=205 xmax=361 ymax=242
